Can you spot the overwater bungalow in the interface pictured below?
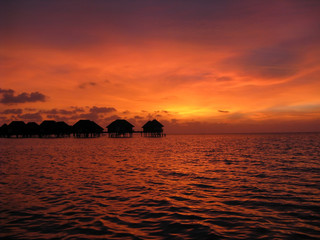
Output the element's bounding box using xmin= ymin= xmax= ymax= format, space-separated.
xmin=73 ymin=120 xmax=104 ymax=138
xmin=56 ymin=121 xmax=72 ymax=137
xmin=25 ymin=122 xmax=40 ymax=137
xmin=142 ymin=119 xmax=165 ymax=137
xmin=7 ymin=121 xmax=26 ymax=138
xmin=0 ymin=124 xmax=8 ymax=138
xmin=107 ymin=119 xmax=134 ymax=138
xmin=40 ymin=120 xmax=58 ymax=137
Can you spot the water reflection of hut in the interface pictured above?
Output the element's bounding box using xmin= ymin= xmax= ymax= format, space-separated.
xmin=73 ymin=120 xmax=104 ymax=138
xmin=8 ymin=121 xmax=26 ymax=138
xmin=25 ymin=122 xmax=40 ymax=137
xmin=107 ymin=119 xmax=134 ymax=138
xmin=142 ymin=119 xmax=164 ymax=137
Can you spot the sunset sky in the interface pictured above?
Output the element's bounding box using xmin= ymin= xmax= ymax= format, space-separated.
xmin=1 ymin=0 xmax=320 ymax=133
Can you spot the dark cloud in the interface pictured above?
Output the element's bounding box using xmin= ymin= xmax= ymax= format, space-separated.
xmin=0 ymin=89 xmax=14 ymax=94
xmin=0 ymin=116 xmax=8 ymax=123
xmin=1 ymin=0 xmax=319 ymax=64
xmin=40 ymin=107 xmax=85 ymax=115
xmin=23 ymin=106 xmax=119 ymax=126
xmin=70 ymin=106 xmax=85 ymax=113
xmin=41 ymin=109 xmax=72 ymax=115
xmin=89 ymin=106 xmax=116 ymax=114
xmin=41 ymin=109 xmax=58 ymax=114
xmin=218 ymin=110 xmax=229 ymax=113
xmin=46 ymin=114 xmax=70 ymax=122
xmin=79 ymin=82 xmax=97 ymax=89
xmin=78 ymin=112 xmax=98 ymax=120
xmin=1 ymin=108 xmax=23 ymax=114
xmin=105 ymin=115 xmax=121 ymax=122
xmin=18 ymin=113 xmax=42 ymax=123
xmin=0 ymin=88 xmax=46 ymax=104
xmin=24 ymin=108 xmax=37 ymax=111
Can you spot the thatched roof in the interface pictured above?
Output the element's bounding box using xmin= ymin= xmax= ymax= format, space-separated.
xmin=0 ymin=123 xmax=8 ymax=134
xmin=56 ymin=121 xmax=72 ymax=132
xmin=40 ymin=120 xmax=57 ymax=129
xmin=40 ymin=120 xmax=57 ymax=134
xmin=142 ymin=119 xmax=164 ymax=129
xmin=107 ymin=119 xmax=134 ymax=128
xmin=26 ymin=122 xmax=39 ymax=127
xmin=73 ymin=120 xmax=104 ymax=133
xmin=7 ymin=121 xmax=26 ymax=135
xmin=8 ymin=121 xmax=26 ymax=128
xmin=106 ymin=119 xmax=134 ymax=133
xmin=26 ymin=122 xmax=40 ymax=133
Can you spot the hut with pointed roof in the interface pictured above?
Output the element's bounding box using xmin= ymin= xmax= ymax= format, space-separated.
xmin=0 ymin=124 xmax=8 ymax=138
xmin=40 ymin=120 xmax=58 ymax=137
xmin=142 ymin=119 xmax=165 ymax=137
xmin=107 ymin=119 xmax=134 ymax=138
xmin=7 ymin=121 xmax=26 ymax=138
xmin=25 ymin=122 xmax=40 ymax=137
xmin=56 ymin=121 xmax=72 ymax=137
xmin=73 ymin=120 xmax=104 ymax=138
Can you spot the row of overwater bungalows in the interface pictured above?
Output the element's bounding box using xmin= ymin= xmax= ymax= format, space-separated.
xmin=0 ymin=119 xmax=164 ymax=138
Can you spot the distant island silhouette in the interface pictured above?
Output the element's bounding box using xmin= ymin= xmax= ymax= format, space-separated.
xmin=0 ymin=119 xmax=165 ymax=138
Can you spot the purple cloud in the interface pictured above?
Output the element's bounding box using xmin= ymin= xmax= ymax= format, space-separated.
xmin=218 ymin=110 xmax=230 ymax=113
xmin=79 ymin=82 xmax=97 ymax=89
xmin=18 ymin=113 xmax=43 ymax=123
xmin=0 ymin=88 xmax=46 ymax=104
xmin=89 ymin=106 xmax=117 ymax=114
xmin=1 ymin=108 xmax=23 ymax=114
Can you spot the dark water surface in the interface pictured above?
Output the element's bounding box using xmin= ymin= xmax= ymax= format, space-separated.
xmin=1 ymin=133 xmax=320 ymax=239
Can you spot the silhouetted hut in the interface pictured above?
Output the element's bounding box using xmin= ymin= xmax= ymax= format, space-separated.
xmin=40 ymin=120 xmax=58 ymax=137
xmin=7 ymin=121 xmax=26 ymax=138
xmin=107 ymin=119 xmax=134 ymax=138
xmin=56 ymin=121 xmax=72 ymax=137
xmin=25 ymin=122 xmax=40 ymax=137
xmin=142 ymin=119 xmax=164 ymax=137
xmin=73 ymin=120 xmax=104 ymax=138
xmin=0 ymin=124 xmax=8 ymax=138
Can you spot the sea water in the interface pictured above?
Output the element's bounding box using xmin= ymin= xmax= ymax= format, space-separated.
xmin=0 ymin=133 xmax=319 ymax=239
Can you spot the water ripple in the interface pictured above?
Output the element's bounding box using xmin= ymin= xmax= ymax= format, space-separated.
xmin=1 ymin=133 xmax=320 ymax=239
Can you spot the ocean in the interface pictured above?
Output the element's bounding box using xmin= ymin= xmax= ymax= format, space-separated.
xmin=0 ymin=133 xmax=319 ymax=239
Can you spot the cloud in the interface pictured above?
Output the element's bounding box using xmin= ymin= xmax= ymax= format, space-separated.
xmin=40 ymin=107 xmax=85 ymax=115
xmin=89 ymin=106 xmax=117 ymax=114
xmin=105 ymin=115 xmax=121 ymax=122
xmin=18 ymin=113 xmax=43 ymax=123
xmin=218 ymin=110 xmax=229 ymax=113
xmin=79 ymin=81 xmax=97 ymax=89
xmin=1 ymin=108 xmax=23 ymax=114
xmin=0 ymin=88 xmax=46 ymax=104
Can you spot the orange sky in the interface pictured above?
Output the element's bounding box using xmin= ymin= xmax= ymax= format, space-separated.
xmin=1 ymin=0 xmax=320 ymax=133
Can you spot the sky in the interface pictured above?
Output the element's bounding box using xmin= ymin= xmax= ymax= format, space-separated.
xmin=1 ymin=0 xmax=320 ymax=133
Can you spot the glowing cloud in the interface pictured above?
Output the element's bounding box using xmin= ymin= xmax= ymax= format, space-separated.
xmin=0 ymin=0 xmax=320 ymax=132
